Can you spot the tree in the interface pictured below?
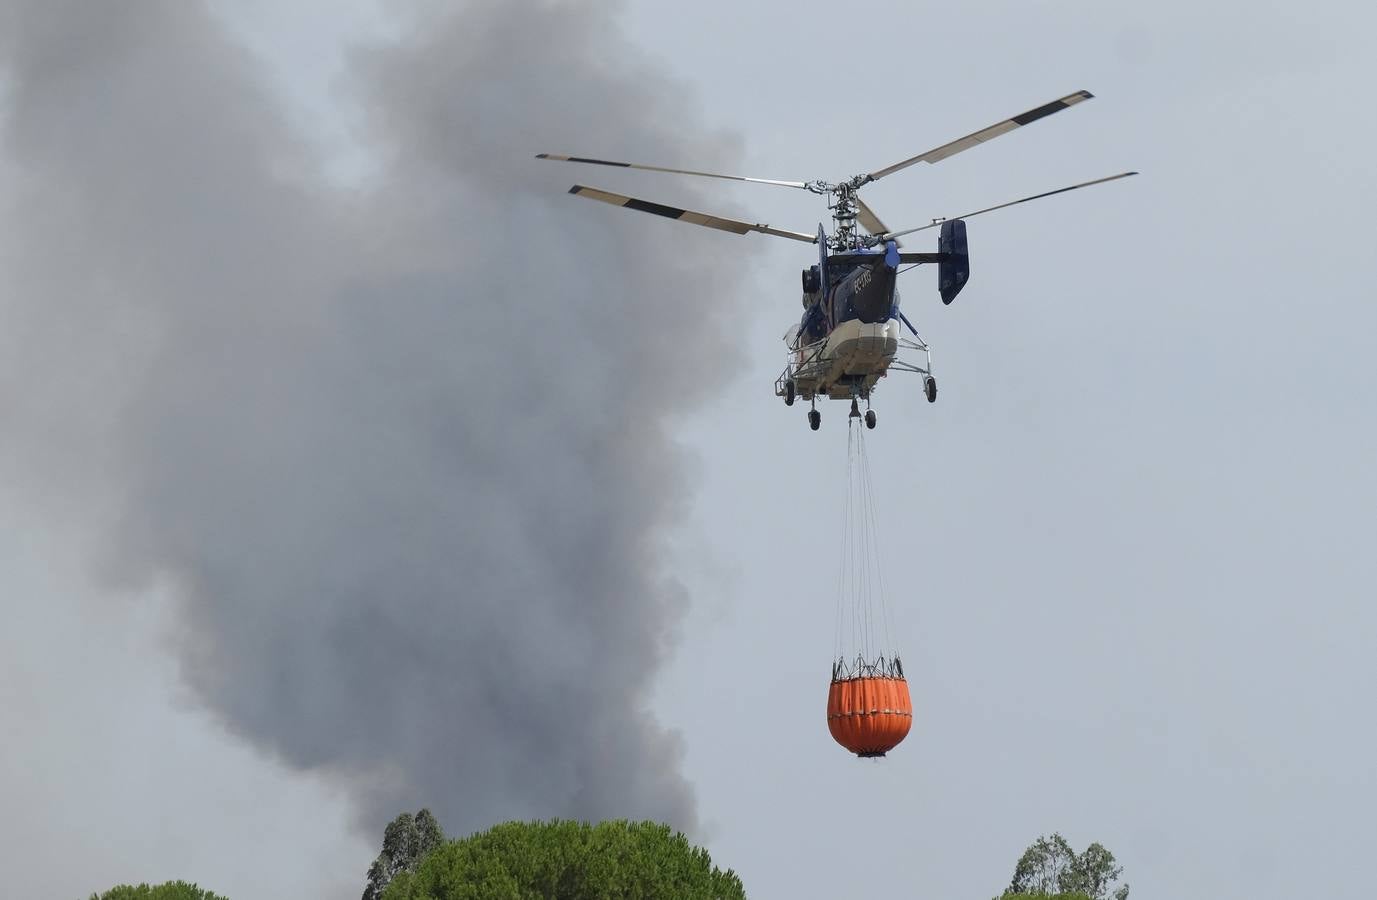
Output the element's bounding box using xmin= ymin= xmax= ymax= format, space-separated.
xmin=380 ymin=819 xmax=746 ymax=900
xmin=1062 ymin=842 xmax=1128 ymax=900
xmin=1002 ymin=834 xmax=1129 ymax=900
xmin=87 ymin=882 xmax=227 ymax=900
xmin=363 ymin=808 xmax=447 ymax=900
xmin=1006 ymin=833 xmax=1076 ymax=896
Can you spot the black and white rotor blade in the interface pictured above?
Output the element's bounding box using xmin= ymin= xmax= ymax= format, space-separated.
xmin=538 ymin=153 xmax=808 ymax=190
xmin=865 ymin=90 xmax=1096 ymax=184
xmin=567 ymin=185 xmax=818 ymax=243
xmin=881 ymin=171 xmax=1138 ymax=241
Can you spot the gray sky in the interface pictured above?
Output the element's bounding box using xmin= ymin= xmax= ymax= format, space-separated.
xmin=4 ymin=1 xmax=1375 ymax=899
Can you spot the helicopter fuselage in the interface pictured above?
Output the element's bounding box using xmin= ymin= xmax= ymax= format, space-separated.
xmin=787 ymin=245 xmax=906 ymax=400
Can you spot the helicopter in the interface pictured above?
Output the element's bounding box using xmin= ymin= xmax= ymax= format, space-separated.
xmin=538 ymin=90 xmax=1135 ymax=431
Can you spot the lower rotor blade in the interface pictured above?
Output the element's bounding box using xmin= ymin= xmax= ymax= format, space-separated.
xmin=856 ymin=195 xmax=897 ymax=245
xmin=568 ymin=185 xmax=818 ymax=243
xmin=882 ymin=171 xmax=1138 ymax=240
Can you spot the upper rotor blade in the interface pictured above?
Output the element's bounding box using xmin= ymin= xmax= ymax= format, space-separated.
xmin=865 ymin=90 xmax=1095 ymax=183
xmin=539 ymin=154 xmax=808 ymax=190
xmin=567 ymin=185 xmax=818 ymax=243
xmin=881 ymin=171 xmax=1138 ymax=240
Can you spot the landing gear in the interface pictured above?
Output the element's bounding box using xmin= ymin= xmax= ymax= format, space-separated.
xmin=808 ymin=409 xmax=821 ymax=431
xmin=925 ymin=377 xmax=938 ymax=403
xmin=849 ymin=398 xmax=861 ymax=420
xmin=865 ymin=409 xmax=876 ymax=429
xmin=784 ymin=380 xmax=796 ymax=406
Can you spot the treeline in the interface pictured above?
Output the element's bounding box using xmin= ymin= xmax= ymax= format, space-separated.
xmin=87 ymin=818 xmax=1127 ymax=899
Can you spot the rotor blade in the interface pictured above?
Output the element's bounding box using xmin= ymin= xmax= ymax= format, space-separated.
xmin=865 ymin=90 xmax=1096 ymax=183
xmin=567 ymin=185 xmax=818 ymax=243
xmin=538 ymin=154 xmax=808 ymax=190
xmin=855 ymin=195 xmax=893 ymax=238
xmin=881 ymin=171 xmax=1138 ymax=241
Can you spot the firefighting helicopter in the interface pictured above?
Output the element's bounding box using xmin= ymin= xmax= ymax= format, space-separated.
xmin=538 ymin=90 xmax=1135 ymax=430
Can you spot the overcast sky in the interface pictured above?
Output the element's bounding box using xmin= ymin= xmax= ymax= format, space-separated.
xmin=4 ymin=2 xmax=1375 ymax=899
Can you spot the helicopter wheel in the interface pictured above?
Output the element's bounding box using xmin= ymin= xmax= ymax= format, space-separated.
xmin=865 ymin=409 xmax=876 ymax=429
xmin=808 ymin=409 xmax=821 ymax=431
xmin=925 ymin=377 xmax=938 ymax=403
xmin=785 ymin=381 xmax=796 ymax=406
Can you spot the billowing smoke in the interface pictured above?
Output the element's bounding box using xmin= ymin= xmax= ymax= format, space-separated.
xmin=0 ymin=0 xmax=752 ymax=834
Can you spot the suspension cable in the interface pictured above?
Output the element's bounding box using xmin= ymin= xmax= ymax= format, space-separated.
xmin=834 ymin=414 xmax=898 ymax=674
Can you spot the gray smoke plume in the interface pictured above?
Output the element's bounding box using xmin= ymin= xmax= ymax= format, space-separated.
xmin=0 ymin=0 xmax=752 ymax=834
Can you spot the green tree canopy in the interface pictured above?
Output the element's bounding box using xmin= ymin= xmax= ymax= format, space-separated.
xmin=1007 ymin=833 xmax=1077 ymax=895
xmin=381 ymin=819 xmax=745 ymax=900
xmin=1063 ymin=842 xmax=1128 ymax=900
xmin=364 ymin=808 xmax=448 ymax=900
xmin=87 ymin=882 xmax=227 ymax=900
xmin=1003 ymin=833 xmax=1128 ymax=900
